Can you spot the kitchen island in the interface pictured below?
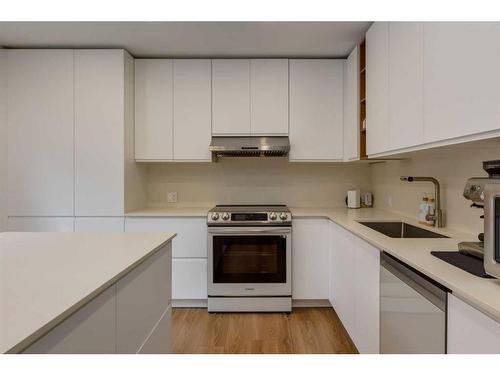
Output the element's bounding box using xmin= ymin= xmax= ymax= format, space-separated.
xmin=0 ymin=232 xmax=176 ymax=354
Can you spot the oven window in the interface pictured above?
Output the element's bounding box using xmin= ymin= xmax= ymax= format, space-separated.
xmin=213 ymin=235 xmax=286 ymax=283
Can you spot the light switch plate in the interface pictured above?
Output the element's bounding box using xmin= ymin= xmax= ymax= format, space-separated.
xmin=167 ymin=192 xmax=178 ymax=203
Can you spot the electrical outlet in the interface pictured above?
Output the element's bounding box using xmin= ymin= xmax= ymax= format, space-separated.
xmin=167 ymin=191 xmax=178 ymax=203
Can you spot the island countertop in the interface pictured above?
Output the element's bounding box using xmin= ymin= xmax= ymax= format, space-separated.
xmin=0 ymin=232 xmax=176 ymax=353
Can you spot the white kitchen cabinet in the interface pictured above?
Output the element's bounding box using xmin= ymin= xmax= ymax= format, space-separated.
xmin=172 ymin=258 xmax=207 ymax=300
xmin=423 ymin=22 xmax=500 ymax=143
xmin=343 ymin=47 xmax=359 ymax=161
xmin=329 ymin=221 xmax=356 ymax=340
xmin=447 ymin=294 xmax=500 ymax=354
xmin=116 ymin=243 xmax=172 ymax=353
xmin=74 ymin=217 xmax=124 ymax=232
xmin=292 ymin=218 xmax=330 ymax=300
xmin=353 ymin=233 xmax=380 ymax=354
xmin=7 ymin=50 xmax=74 ymax=216
xmin=366 ymin=22 xmax=389 ymax=156
xmin=212 ymin=59 xmax=250 ymax=135
xmin=8 ymin=217 xmax=75 ymax=232
xmin=24 ymin=286 xmax=116 ymax=354
xmin=250 ymin=59 xmax=289 ymax=135
xmin=138 ymin=305 xmax=171 ymax=354
xmin=173 ymin=59 xmax=212 ymax=161
xmin=289 ymin=59 xmax=344 ymax=161
xmin=388 ymin=22 xmax=424 ymax=150
xmin=125 ymin=217 xmax=207 ymax=258
xmin=329 ymin=221 xmax=380 ymax=354
xmin=135 ymin=59 xmax=173 ymax=160
xmin=74 ymin=50 xmax=127 ymax=216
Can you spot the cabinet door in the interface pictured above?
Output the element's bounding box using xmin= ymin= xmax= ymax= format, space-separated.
xmin=250 ymin=59 xmax=288 ymax=135
xmin=135 ymin=59 xmax=173 ymax=160
xmin=172 ymin=258 xmax=207 ymax=299
xmin=212 ymin=59 xmax=250 ymax=135
xmin=289 ymin=60 xmax=344 ymax=160
xmin=7 ymin=50 xmax=74 ymax=216
xmin=366 ymin=22 xmax=389 ymax=155
xmin=423 ymin=23 xmax=500 ymax=143
xmin=389 ymin=22 xmax=424 ymax=150
xmin=116 ymin=243 xmax=172 ymax=353
xmin=292 ymin=218 xmax=330 ymax=299
xmin=23 ymin=285 xmax=116 ymax=354
xmin=329 ymin=222 xmax=356 ymax=339
xmin=353 ymin=236 xmax=380 ymax=354
xmin=343 ymin=47 xmax=359 ymax=161
xmin=125 ymin=217 xmax=207 ymax=258
xmin=447 ymin=294 xmax=500 ymax=354
xmin=74 ymin=217 xmax=124 ymax=232
xmin=8 ymin=217 xmax=74 ymax=232
xmin=74 ymin=50 xmax=125 ymax=216
xmin=173 ymin=59 xmax=212 ymax=161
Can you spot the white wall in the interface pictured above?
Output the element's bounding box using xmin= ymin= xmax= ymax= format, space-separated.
xmin=371 ymin=139 xmax=500 ymax=235
xmin=0 ymin=49 xmax=7 ymax=231
xmin=146 ymin=159 xmax=372 ymax=208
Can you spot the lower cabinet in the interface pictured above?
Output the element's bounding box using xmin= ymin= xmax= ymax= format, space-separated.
xmin=125 ymin=217 xmax=208 ymax=306
xmin=172 ymin=258 xmax=207 ymax=301
xmin=329 ymin=221 xmax=380 ymax=354
xmin=292 ymin=218 xmax=330 ymax=301
xmin=23 ymin=243 xmax=172 ymax=354
xmin=447 ymin=293 xmax=500 ymax=354
xmin=8 ymin=217 xmax=75 ymax=232
xmin=74 ymin=217 xmax=124 ymax=232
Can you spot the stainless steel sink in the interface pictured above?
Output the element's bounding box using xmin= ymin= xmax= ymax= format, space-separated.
xmin=358 ymin=221 xmax=449 ymax=239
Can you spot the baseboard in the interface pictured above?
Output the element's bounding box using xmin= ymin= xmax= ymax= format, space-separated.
xmin=172 ymin=299 xmax=208 ymax=308
xmin=172 ymin=299 xmax=332 ymax=309
xmin=292 ymin=299 xmax=332 ymax=308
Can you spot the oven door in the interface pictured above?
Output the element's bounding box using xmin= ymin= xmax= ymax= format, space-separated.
xmin=484 ymin=183 xmax=500 ymax=279
xmin=208 ymin=226 xmax=292 ymax=296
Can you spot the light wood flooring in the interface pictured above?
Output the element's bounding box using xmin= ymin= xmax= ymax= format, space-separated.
xmin=171 ymin=307 xmax=357 ymax=354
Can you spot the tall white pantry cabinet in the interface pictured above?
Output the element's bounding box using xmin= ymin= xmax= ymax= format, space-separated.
xmin=7 ymin=49 xmax=143 ymax=231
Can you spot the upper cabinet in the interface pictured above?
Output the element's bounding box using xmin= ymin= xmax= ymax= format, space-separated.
xmin=423 ymin=22 xmax=500 ymax=143
xmin=135 ymin=59 xmax=174 ymax=160
xmin=343 ymin=46 xmax=360 ymax=161
xmin=212 ymin=59 xmax=289 ymax=136
xmin=74 ymin=50 xmax=129 ymax=216
xmin=366 ymin=22 xmax=389 ymax=156
xmin=388 ymin=22 xmax=424 ymax=150
xmin=7 ymin=50 xmax=75 ymax=216
xmin=212 ymin=59 xmax=250 ymax=135
xmin=289 ymin=59 xmax=344 ymax=161
xmin=135 ymin=59 xmax=211 ymax=161
xmin=365 ymin=22 xmax=500 ymax=157
xmin=173 ymin=59 xmax=212 ymax=161
xmin=250 ymin=59 xmax=289 ymax=135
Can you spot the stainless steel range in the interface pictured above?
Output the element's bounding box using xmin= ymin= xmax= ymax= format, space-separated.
xmin=207 ymin=205 xmax=292 ymax=312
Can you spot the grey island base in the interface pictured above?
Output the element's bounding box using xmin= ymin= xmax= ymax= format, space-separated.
xmin=0 ymin=232 xmax=176 ymax=354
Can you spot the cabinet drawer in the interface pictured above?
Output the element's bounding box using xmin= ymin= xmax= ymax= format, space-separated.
xmin=125 ymin=217 xmax=207 ymax=258
xmin=8 ymin=217 xmax=74 ymax=232
xmin=172 ymin=258 xmax=207 ymax=299
xmin=74 ymin=217 xmax=124 ymax=232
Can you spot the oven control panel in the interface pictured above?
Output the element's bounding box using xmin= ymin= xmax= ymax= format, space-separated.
xmin=207 ymin=206 xmax=292 ymax=226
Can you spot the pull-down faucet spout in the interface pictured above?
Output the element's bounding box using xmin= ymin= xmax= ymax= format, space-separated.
xmin=400 ymin=176 xmax=444 ymax=228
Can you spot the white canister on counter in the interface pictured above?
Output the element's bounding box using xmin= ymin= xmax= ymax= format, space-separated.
xmin=347 ymin=189 xmax=361 ymax=209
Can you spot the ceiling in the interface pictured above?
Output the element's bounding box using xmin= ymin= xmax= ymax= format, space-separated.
xmin=0 ymin=22 xmax=371 ymax=58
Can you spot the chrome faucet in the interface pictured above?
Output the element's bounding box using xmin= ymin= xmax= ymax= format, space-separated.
xmin=400 ymin=176 xmax=444 ymax=228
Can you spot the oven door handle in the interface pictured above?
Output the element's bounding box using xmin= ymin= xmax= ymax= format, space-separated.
xmin=208 ymin=227 xmax=291 ymax=234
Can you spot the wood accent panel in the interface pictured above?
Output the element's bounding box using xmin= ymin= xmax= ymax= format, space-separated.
xmin=171 ymin=307 xmax=357 ymax=354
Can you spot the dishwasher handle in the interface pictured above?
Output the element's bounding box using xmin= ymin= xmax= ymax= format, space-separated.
xmin=381 ymin=252 xmax=449 ymax=312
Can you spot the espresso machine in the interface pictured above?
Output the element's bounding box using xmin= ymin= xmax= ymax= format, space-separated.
xmin=460 ymin=160 xmax=500 ymax=259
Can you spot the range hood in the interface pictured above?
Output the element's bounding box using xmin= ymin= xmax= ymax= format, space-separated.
xmin=209 ymin=136 xmax=290 ymax=161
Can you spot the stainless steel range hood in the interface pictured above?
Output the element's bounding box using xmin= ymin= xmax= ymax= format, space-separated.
xmin=209 ymin=136 xmax=290 ymax=161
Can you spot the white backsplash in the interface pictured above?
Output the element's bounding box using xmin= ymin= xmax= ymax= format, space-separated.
xmin=145 ymin=158 xmax=372 ymax=208
xmin=371 ymin=140 xmax=500 ymax=235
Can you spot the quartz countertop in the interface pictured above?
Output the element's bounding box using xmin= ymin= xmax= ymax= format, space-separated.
xmin=124 ymin=205 xmax=500 ymax=323
xmin=0 ymin=232 xmax=176 ymax=353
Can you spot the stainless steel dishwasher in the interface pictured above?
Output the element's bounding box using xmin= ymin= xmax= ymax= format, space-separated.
xmin=380 ymin=252 xmax=449 ymax=354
